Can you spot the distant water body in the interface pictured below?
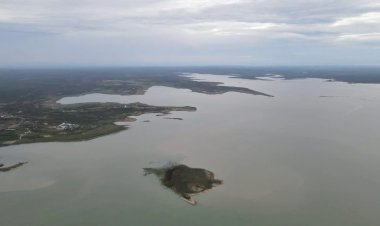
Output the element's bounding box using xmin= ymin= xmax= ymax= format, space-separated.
xmin=2 ymin=73 xmax=380 ymax=226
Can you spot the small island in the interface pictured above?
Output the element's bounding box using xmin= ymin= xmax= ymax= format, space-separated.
xmin=144 ymin=164 xmax=223 ymax=205
xmin=163 ymin=117 xmax=183 ymax=120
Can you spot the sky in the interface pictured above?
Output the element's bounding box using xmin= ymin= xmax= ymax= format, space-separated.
xmin=0 ymin=0 xmax=380 ymax=66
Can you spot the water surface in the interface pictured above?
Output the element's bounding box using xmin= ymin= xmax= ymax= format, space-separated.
xmin=2 ymin=74 xmax=380 ymax=225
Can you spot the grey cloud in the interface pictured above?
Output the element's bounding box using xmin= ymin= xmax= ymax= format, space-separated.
xmin=0 ymin=0 xmax=379 ymax=65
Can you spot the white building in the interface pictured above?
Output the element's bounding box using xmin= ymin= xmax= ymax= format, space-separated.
xmin=56 ymin=122 xmax=79 ymax=131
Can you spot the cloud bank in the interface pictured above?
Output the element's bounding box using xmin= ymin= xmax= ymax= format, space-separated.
xmin=0 ymin=0 xmax=379 ymax=66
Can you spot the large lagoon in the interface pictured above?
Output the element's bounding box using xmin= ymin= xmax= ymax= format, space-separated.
xmin=1 ymin=74 xmax=380 ymax=225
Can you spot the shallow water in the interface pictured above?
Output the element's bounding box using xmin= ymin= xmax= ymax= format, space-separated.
xmin=2 ymin=74 xmax=380 ymax=225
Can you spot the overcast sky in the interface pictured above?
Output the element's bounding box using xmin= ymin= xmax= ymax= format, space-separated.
xmin=1 ymin=0 xmax=380 ymax=66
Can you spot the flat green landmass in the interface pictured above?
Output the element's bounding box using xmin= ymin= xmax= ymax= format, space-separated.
xmin=0 ymin=68 xmax=270 ymax=147
xmin=0 ymin=102 xmax=195 ymax=147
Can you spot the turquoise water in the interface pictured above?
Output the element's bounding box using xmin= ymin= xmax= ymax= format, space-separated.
xmin=2 ymin=74 xmax=380 ymax=225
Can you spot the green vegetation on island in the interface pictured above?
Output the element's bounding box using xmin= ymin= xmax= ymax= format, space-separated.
xmin=144 ymin=164 xmax=223 ymax=205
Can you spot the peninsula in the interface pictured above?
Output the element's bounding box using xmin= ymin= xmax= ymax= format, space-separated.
xmin=0 ymin=68 xmax=271 ymax=147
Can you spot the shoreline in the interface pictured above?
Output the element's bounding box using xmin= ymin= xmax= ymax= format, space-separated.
xmin=0 ymin=162 xmax=28 ymax=172
xmin=0 ymin=104 xmax=196 ymax=148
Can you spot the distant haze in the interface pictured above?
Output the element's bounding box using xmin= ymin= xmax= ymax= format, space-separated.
xmin=1 ymin=0 xmax=380 ymax=66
